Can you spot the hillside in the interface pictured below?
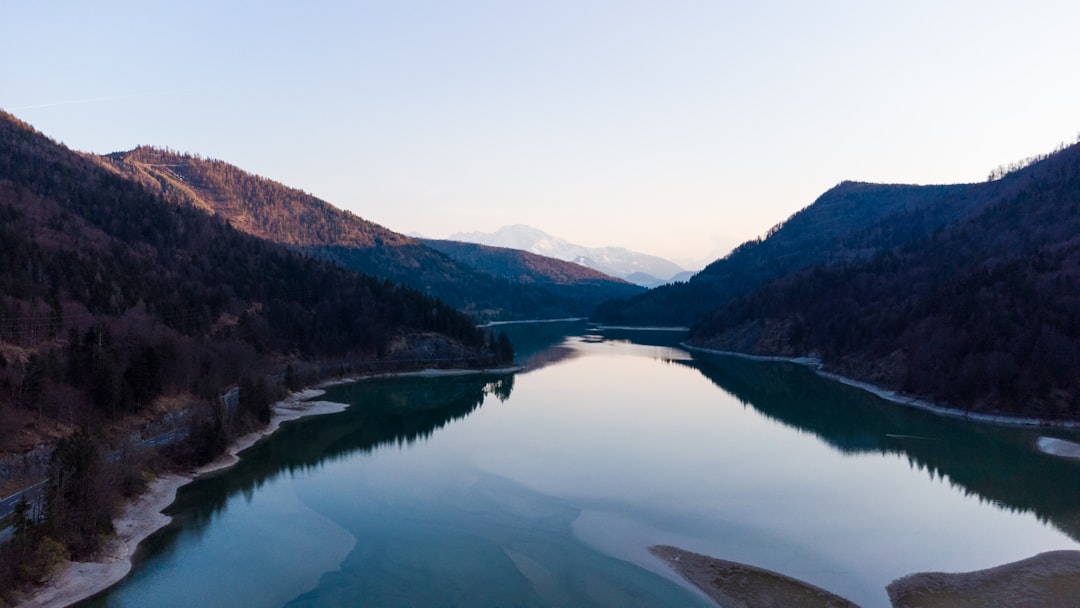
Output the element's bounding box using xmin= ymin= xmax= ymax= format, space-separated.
xmin=450 ymin=224 xmax=686 ymax=287
xmin=0 ymin=110 xmax=505 ymax=443
xmin=0 ymin=110 xmax=507 ymax=582
xmin=687 ymin=141 xmax=1080 ymax=419
xmin=102 ymin=146 xmax=410 ymax=250
xmin=593 ymin=178 xmax=1015 ymax=326
xmin=102 ymin=149 xmax=635 ymax=320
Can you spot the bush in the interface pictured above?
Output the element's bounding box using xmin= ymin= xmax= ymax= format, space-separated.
xmin=18 ymin=537 xmax=68 ymax=583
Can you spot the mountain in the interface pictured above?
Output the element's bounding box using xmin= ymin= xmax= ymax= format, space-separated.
xmin=102 ymin=149 xmax=633 ymax=320
xmin=593 ymin=176 xmax=1033 ymax=326
xmin=419 ymin=238 xmax=642 ymax=305
xmin=686 ymin=141 xmax=1080 ymax=419
xmin=0 ymin=111 xmax=499 ymax=433
xmin=449 ymin=224 xmax=685 ymax=287
xmin=668 ymin=270 xmax=697 ymax=284
xmin=0 ymin=111 xmax=508 ymax=574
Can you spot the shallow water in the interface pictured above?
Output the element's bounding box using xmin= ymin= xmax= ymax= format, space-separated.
xmin=81 ymin=323 xmax=1080 ymax=607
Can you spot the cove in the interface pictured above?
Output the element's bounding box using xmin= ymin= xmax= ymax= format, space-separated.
xmin=79 ymin=322 xmax=1080 ymax=607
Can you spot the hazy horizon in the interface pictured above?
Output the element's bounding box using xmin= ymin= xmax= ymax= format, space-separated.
xmin=4 ymin=1 xmax=1079 ymax=265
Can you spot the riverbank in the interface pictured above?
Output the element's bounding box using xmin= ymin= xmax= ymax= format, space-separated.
xmin=18 ymin=362 xmax=523 ymax=607
xmin=17 ymin=389 xmax=347 ymax=608
xmin=682 ymin=344 xmax=1080 ymax=431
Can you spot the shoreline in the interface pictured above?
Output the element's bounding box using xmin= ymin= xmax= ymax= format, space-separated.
xmin=476 ymin=317 xmax=584 ymax=327
xmin=682 ymin=343 xmax=1080 ymax=431
xmin=652 ymin=544 xmax=1080 ymax=608
xmin=18 ymin=364 xmax=520 ymax=608
xmin=592 ymin=324 xmax=690 ymax=331
xmin=318 ymin=366 xmax=521 ymax=386
xmin=18 ymin=389 xmax=347 ymax=608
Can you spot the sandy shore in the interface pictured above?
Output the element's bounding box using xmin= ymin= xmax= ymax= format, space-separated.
xmin=650 ymin=545 xmax=858 ymax=608
xmin=682 ymin=344 xmax=1080 ymax=430
xmin=17 ymin=389 xmax=348 ymax=608
xmin=887 ymin=550 xmax=1080 ymax=607
xmin=1036 ymin=436 xmax=1080 ymax=460
xmin=652 ymin=544 xmax=1080 ymax=608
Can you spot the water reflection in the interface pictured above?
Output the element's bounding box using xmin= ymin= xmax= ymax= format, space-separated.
xmin=78 ymin=327 xmax=1080 ymax=608
xmin=681 ymin=352 xmax=1080 ymax=541
xmin=177 ymin=374 xmax=514 ymax=524
xmin=495 ymin=320 xmax=587 ymax=372
xmin=589 ymin=326 xmax=688 ymax=349
xmin=77 ymin=372 xmax=515 ymax=608
xmin=494 ymin=321 xmax=690 ymax=373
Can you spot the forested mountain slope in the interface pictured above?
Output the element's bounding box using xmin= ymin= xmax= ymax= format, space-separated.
xmin=688 ymin=142 xmax=1080 ymax=419
xmin=594 ymin=170 xmax=1046 ymax=326
xmin=0 ymin=111 xmax=512 ymax=587
xmin=0 ymin=110 xmax=499 ymax=450
xmin=103 ymin=148 xmax=638 ymax=320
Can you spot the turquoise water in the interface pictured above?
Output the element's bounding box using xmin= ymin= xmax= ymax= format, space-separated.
xmin=81 ymin=323 xmax=1080 ymax=607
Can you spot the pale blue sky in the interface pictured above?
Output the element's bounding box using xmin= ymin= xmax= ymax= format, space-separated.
xmin=4 ymin=1 xmax=1079 ymax=268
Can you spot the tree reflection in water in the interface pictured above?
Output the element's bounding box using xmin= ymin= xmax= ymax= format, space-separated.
xmin=680 ymin=353 xmax=1080 ymax=542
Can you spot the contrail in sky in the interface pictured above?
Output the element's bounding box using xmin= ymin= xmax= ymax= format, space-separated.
xmin=8 ymin=89 xmax=199 ymax=111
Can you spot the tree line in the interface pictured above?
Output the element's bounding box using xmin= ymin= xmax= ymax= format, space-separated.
xmin=0 ymin=110 xmax=512 ymax=600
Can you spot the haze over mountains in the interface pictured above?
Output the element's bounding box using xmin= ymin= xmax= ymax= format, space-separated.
xmin=103 ymin=148 xmax=641 ymax=322
xmin=597 ymin=139 xmax=1080 ymax=419
xmin=451 ymin=224 xmax=692 ymax=287
xmin=4 ymin=105 xmax=1080 ymax=603
xmin=6 ymin=107 xmax=1079 ymax=426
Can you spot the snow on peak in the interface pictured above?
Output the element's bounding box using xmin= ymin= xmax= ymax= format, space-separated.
xmin=449 ymin=225 xmax=686 ymax=287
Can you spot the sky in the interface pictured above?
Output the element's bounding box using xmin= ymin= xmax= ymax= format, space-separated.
xmin=3 ymin=1 xmax=1079 ymax=269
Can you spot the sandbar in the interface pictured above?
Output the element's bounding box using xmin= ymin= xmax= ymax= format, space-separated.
xmin=1037 ymin=436 xmax=1080 ymax=460
xmin=887 ymin=550 xmax=1080 ymax=607
xmin=649 ymin=545 xmax=858 ymax=608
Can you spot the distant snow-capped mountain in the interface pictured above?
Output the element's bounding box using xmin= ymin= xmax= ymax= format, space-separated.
xmin=449 ymin=225 xmax=687 ymax=287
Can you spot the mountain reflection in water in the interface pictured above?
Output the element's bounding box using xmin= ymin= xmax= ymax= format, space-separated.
xmin=681 ymin=352 xmax=1080 ymax=542
xmin=78 ymin=326 xmax=1080 ymax=608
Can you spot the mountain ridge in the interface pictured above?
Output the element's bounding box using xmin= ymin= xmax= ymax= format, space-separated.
xmin=592 ymin=175 xmax=1029 ymax=326
xmin=101 ymin=149 xmax=638 ymax=321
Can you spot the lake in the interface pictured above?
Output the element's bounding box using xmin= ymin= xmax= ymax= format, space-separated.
xmin=80 ymin=322 xmax=1080 ymax=607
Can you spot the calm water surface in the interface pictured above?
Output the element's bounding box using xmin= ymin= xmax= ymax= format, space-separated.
xmin=82 ymin=323 xmax=1080 ymax=607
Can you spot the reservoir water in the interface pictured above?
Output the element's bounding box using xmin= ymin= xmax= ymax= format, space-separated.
xmin=81 ymin=322 xmax=1080 ymax=607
